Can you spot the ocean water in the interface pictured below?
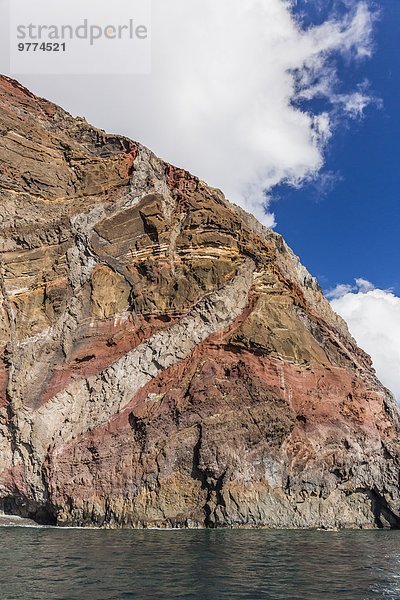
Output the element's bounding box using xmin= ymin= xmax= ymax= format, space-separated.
xmin=0 ymin=525 xmax=399 ymax=599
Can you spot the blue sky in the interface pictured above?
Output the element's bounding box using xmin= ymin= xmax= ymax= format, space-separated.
xmin=274 ymin=0 xmax=400 ymax=295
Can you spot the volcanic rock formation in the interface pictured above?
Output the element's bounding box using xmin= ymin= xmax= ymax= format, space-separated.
xmin=0 ymin=75 xmax=399 ymax=528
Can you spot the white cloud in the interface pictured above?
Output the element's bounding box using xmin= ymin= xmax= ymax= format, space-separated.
xmin=335 ymin=91 xmax=372 ymax=117
xmin=1 ymin=0 xmax=377 ymax=226
xmin=354 ymin=277 xmax=375 ymax=293
xmin=326 ymin=283 xmax=355 ymax=300
xmin=330 ymin=280 xmax=400 ymax=400
xmin=331 ymin=81 xmax=382 ymax=119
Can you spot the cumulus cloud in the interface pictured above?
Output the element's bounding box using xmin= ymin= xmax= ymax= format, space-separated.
xmin=329 ymin=281 xmax=400 ymax=400
xmin=143 ymin=0 xmax=376 ymax=225
xmin=2 ymin=0 xmax=377 ymax=226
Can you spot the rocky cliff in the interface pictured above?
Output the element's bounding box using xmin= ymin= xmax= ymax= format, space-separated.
xmin=0 ymin=75 xmax=399 ymax=528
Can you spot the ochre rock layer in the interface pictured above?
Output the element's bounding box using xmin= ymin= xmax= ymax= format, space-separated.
xmin=0 ymin=75 xmax=399 ymax=528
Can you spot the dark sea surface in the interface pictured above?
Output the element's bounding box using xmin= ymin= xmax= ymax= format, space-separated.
xmin=0 ymin=524 xmax=399 ymax=599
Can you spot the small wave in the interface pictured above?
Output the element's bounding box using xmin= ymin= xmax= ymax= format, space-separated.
xmin=0 ymin=513 xmax=45 ymax=528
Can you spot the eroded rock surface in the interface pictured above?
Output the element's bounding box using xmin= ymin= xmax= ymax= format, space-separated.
xmin=1 ymin=75 xmax=399 ymax=528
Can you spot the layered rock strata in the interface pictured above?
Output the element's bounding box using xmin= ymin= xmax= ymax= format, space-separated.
xmin=0 ymin=75 xmax=399 ymax=528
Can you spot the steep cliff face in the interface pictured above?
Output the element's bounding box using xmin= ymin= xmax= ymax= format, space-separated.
xmin=0 ymin=75 xmax=399 ymax=528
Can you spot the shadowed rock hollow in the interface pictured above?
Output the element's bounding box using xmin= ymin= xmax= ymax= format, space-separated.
xmin=0 ymin=75 xmax=399 ymax=529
